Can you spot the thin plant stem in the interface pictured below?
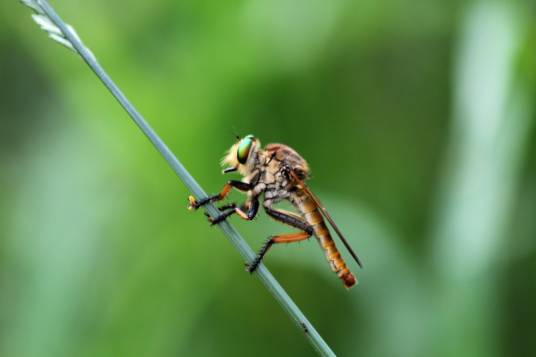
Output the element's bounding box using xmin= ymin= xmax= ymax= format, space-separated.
xmin=21 ymin=1 xmax=337 ymax=356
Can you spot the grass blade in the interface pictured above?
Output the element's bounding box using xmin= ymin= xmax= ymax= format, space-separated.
xmin=20 ymin=1 xmax=337 ymax=355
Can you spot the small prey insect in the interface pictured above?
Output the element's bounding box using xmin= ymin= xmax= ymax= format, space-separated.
xmin=188 ymin=135 xmax=363 ymax=288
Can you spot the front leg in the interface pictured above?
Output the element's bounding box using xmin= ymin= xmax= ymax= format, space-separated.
xmin=187 ymin=180 xmax=251 ymax=210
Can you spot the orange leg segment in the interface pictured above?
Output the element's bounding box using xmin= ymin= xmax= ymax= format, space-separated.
xmin=188 ymin=180 xmax=251 ymax=210
xmin=246 ymin=230 xmax=312 ymax=272
xmin=272 ymin=231 xmax=311 ymax=243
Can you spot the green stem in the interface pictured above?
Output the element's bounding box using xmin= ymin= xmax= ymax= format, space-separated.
xmin=30 ymin=1 xmax=336 ymax=355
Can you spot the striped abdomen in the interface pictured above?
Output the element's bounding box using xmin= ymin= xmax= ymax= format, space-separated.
xmin=294 ymin=191 xmax=357 ymax=288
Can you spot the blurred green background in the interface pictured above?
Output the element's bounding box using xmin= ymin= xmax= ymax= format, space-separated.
xmin=1 ymin=0 xmax=535 ymax=356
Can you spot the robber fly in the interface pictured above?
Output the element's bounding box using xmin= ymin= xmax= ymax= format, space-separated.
xmin=188 ymin=135 xmax=363 ymax=288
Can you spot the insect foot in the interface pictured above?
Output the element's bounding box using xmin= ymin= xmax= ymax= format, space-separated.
xmin=206 ymin=212 xmax=228 ymax=225
xmin=245 ymin=259 xmax=260 ymax=273
xmin=187 ymin=195 xmax=200 ymax=210
xmin=203 ymin=211 xmax=217 ymax=225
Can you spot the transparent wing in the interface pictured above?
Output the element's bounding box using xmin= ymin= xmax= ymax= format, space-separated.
xmin=290 ymin=172 xmax=363 ymax=268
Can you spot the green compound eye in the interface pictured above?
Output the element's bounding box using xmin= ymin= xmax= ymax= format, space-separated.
xmin=237 ymin=135 xmax=255 ymax=164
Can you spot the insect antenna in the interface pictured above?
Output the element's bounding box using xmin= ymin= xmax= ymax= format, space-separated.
xmin=231 ymin=126 xmax=240 ymax=141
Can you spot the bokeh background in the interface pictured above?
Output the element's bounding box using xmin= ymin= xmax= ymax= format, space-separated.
xmin=1 ymin=0 xmax=535 ymax=356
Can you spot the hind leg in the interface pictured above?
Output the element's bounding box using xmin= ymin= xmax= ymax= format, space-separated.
xmin=246 ymin=230 xmax=312 ymax=273
xmin=264 ymin=206 xmax=313 ymax=233
xmin=245 ymin=203 xmax=314 ymax=272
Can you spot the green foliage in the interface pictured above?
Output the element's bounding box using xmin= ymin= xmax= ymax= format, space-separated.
xmin=0 ymin=1 xmax=535 ymax=356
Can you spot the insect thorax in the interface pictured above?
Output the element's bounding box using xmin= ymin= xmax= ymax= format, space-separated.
xmin=249 ymin=146 xmax=309 ymax=205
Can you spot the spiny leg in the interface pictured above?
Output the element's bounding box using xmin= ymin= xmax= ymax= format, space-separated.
xmin=217 ymin=203 xmax=236 ymax=211
xmin=246 ymin=230 xmax=312 ymax=273
xmin=207 ymin=196 xmax=259 ymax=225
xmin=246 ymin=204 xmax=314 ymax=271
xmin=204 ymin=207 xmax=237 ymax=225
xmin=188 ymin=180 xmax=251 ymax=210
xmin=202 ymin=203 xmax=237 ymax=224
xmin=264 ymin=206 xmax=313 ymax=234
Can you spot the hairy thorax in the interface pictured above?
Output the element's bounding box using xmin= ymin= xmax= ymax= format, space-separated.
xmin=261 ymin=157 xmax=292 ymax=202
xmin=250 ymin=144 xmax=310 ymax=206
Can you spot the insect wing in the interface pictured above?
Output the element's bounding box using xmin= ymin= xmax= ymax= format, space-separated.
xmin=293 ymin=176 xmax=363 ymax=268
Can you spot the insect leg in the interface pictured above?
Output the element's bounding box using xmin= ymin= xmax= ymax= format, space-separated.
xmin=202 ymin=203 xmax=238 ymax=223
xmin=246 ymin=230 xmax=312 ymax=273
xmin=264 ymin=206 xmax=313 ymax=234
xmin=217 ymin=203 xmax=236 ymax=211
xmin=208 ymin=196 xmax=259 ymax=225
xmin=235 ymin=197 xmax=259 ymax=220
xmin=188 ymin=180 xmax=251 ymax=209
xmin=204 ymin=207 xmax=236 ymax=225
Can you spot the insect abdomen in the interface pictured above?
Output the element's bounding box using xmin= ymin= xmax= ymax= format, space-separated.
xmin=298 ymin=194 xmax=357 ymax=288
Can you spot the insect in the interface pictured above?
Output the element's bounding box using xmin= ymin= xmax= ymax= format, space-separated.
xmin=188 ymin=135 xmax=363 ymax=288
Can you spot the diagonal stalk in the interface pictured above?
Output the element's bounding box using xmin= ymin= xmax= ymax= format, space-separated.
xmin=21 ymin=1 xmax=336 ymax=356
